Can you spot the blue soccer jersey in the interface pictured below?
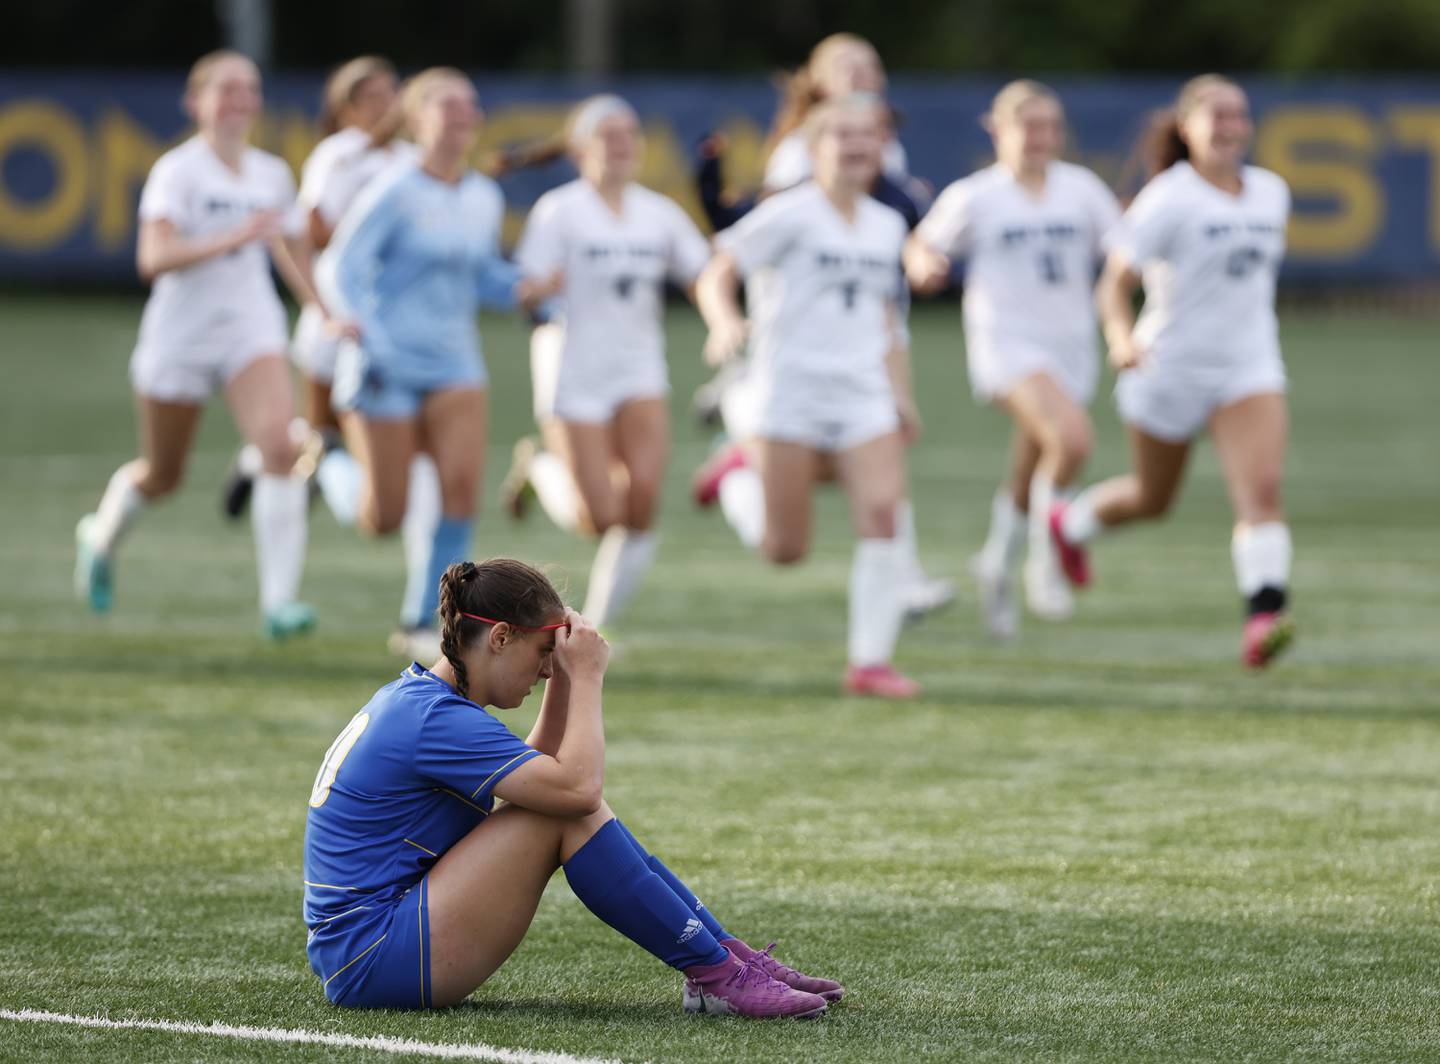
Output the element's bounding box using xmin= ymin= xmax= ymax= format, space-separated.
xmin=302 ymin=664 xmax=540 ymax=999
xmin=317 ymin=160 xmax=522 ymax=394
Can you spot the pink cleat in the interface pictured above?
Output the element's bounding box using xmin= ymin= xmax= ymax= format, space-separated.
xmin=683 ymin=948 xmax=828 ymax=1019
xmin=1242 ymin=611 xmax=1295 ymax=669
xmin=1048 ymin=503 xmax=1091 ymax=588
xmin=692 ymin=443 xmax=748 ymax=508
xmin=844 ymin=664 xmax=922 ymax=699
xmin=725 ymin=939 xmax=844 ymax=1003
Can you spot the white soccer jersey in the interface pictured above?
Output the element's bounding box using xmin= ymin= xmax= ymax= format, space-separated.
xmin=1107 ymin=161 xmax=1290 ymax=369
xmin=515 ymin=180 xmax=711 ymax=415
xmin=135 ymin=136 xmax=303 ymax=354
xmin=917 ymin=161 xmax=1119 ymax=402
xmin=717 ymin=181 xmax=906 ymax=401
xmin=762 ymin=131 xmax=909 ymax=193
xmin=298 ymin=127 xmax=417 ymax=229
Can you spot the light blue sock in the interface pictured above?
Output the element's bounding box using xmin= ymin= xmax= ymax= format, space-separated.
xmin=613 ymin=819 xmax=731 ymax=943
xmin=421 ymin=516 xmax=472 ymax=626
xmin=563 ymin=819 xmax=729 ymax=971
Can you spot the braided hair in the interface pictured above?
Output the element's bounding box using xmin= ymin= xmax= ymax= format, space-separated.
xmin=437 ymin=559 xmax=565 ymax=702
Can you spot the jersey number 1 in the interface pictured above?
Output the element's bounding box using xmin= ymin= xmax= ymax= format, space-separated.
xmin=1038 ymin=251 xmax=1065 ymax=285
xmin=309 ymin=712 xmax=371 ymax=808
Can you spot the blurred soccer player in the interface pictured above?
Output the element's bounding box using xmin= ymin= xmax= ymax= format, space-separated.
xmin=905 ymin=81 xmax=1120 ymax=637
xmin=1052 ymin=75 xmax=1296 ymax=668
xmin=696 ymin=97 xmax=922 ymax=699
xmin=73 ymin=51 xmax=322 ymax=638
xmin=315 ymin=69 xmax=559 ymax=659
xmin=222 ymin=56 xmax=421 ymax=523
xmin=762 ymin=33 xmax=916 ymax=199
xmin=304 ymin=558 xmax=841 ymax=1016
xmin=499 ymin=95 xmax=711 ymax=629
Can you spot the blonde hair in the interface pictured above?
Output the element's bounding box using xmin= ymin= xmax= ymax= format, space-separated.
xmin=401 ymin=66 xmax=472 ymax=127
xmin=185 ymin=50 xmax=255 ymax=99
xmin=801 ymin=93 xmax=882 ymax=146
xmin=770 ymin=33 xmax=879 ymax=146
xmin=987 ymin=79 xmax=1061 ymax=128
xmin=1142 ymin=73 xmax=1244 ymax=178
xmin=565 ymin=94 xmax=638 ymax=149
xmin=318 ymin=55 xmax=396 ymax=137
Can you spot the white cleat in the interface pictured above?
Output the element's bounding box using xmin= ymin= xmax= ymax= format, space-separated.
xmin=1023 ymin=556 xmax=1075 ymax=621
xmin=969 ymin=554 xmax=1018 ymax=640
xmin=903 ymin=574 xmax=957 ymax=622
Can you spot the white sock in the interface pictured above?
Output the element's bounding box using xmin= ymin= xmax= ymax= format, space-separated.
xmin=91 ymin=462 xmax=146 ymax=556
xmin=252 ymin=473 xmax=309 ymax=613
xmin=1231 ymin=522 xmax=1292 ymax=596
xmin=237 ymin=443 xmax=264 ymax=478
xmin=1027 ymin=474 xmax=1058 ymax=570
xmin=400 ymin=454 xmax=442 ymax=627
xmin=978 ymin=489 xmax=1026 ymax=573
xmin=718 ymin=466 xmax=765 ymax=550
xmin=848 ymin=537 xmax=907 ymax=667
xmin=895 ymin=499 xmax=927 ymax=586
xmin=582 ymin=528 xmax=657 ymax=626
xmin=530 ymin=449 xmax=581 ymax=533
xmin=1060 ymin=487 xmax=1103 ymax=544
xmin=315 ymin=448 xmax=360 ymax=526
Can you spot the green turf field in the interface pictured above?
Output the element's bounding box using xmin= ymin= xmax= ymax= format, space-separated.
xmin=2 ymin=294 xmax=1438 ymax=1063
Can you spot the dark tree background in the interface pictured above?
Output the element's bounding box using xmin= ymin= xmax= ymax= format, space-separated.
xmin=8 ymin=0 xmax=1440 ymax=73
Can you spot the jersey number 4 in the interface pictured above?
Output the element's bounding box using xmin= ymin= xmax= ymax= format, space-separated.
xmin=309 ymin=712 xmax=371 ymax=808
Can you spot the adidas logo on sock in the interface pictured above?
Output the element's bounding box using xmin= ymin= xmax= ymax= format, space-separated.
xmin=677 ymin=917 xmax=704 ymax=944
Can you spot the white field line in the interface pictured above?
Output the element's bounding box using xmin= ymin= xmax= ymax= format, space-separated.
xmin=0 ymin=1008 xmax=640 ymax=1064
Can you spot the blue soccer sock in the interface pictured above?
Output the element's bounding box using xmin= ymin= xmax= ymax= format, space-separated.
xmin=613 ymin=819 xmax=731 ymax=943
xmin=421 ymin=516 xmax=472 ymax=625
xmin=563 ymin=819 xmax=729 ymax=971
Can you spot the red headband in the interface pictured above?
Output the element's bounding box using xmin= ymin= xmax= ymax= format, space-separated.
xmin=461 ymin=612 xmax=567 ymax=631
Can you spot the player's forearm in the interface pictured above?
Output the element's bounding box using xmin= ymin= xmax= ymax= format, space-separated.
xmin=695 ymin=257 xmax=742 ymax=334
xmin=1096 ymin=258 xmax=1138 ymax=346
xmin=137 ymin=229 xmax=243 ymax=280
xmin=549 ymin=671 xmax=605 ymax=799
xmin=273 ymin=235 xmax=322 ymax=308
xmin=884 ymin=339 xmax=915 ymax=406
xmin=524 ymin=673 xmax=571 ymax=756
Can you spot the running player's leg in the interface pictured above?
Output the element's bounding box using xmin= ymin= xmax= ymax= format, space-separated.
xmin=1004 ymin=372 xmax=1094 ymax=618
xmin=226 ymin=353 xmax=314 ymax=636
xmin=834 ymin=430 xmax=918 ymax=697
xmin=1209 ymin=391 xmax=1294 ymax=666
xmin=582 ymin=397 xmax=667 ymax=627
xmin=755 ymin=439 xmax=821 ymax=564
xmin=1053 ymin=424 xmax=1190 ymax=587
xmin=972 ymin=426 xmax=1038 ymax=638
xmin=339 ymin=412 xmax=417 ymax=535
xmin=77 ymin=396 xmax=204 ymax=612
xmin=416 ymin=386 xmax=487 ymax=628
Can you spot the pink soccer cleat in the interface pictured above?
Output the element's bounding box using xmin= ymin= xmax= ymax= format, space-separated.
xmin=843 ymin=664 xmax=922 ymax=699
xmin=683 ymin=948 xmax=829 ymax=1019
xmin=692 ymin=442 xmax=749 ymax=508
xmin=1242 ymin=611 xmax=1294 ymax=669
xmin=1048 ymin=503 xmax=1091 ymax=588
xmin=725 ymin=939 xmax=844 ymax=1003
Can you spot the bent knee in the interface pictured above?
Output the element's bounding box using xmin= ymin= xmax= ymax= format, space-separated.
xmin=1135 ymin=492 xmax=1176 ymax=520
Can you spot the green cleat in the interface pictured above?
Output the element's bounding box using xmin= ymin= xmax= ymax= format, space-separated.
xmin=263 ymin=601 xmax=317 ymax=641
xmin=74 ymin=514 xmax=113 ymax=614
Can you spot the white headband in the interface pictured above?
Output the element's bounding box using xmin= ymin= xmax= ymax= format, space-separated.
xmin=569 ymin=95 xmax=637 ymax=147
